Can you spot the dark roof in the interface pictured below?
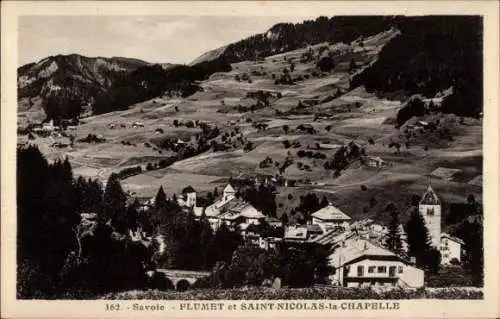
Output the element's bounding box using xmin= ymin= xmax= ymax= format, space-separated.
xmin=420 ymin=185 xmax=440 ymax=205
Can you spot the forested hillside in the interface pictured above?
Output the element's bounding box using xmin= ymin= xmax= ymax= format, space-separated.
xmin=18 ymin=54 xmax=150 ymax=121
xmin=351 ymin=16 xmax=483 ymax=118
xmin=92 ymin=56 xmax=232 ymax=114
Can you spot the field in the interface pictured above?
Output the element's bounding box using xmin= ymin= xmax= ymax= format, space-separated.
xmin=18 ymin=27 xmax=483 ymax=222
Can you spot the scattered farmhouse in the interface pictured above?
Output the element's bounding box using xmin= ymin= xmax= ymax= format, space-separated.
xmin=362 ymin=155 xmax=387 ymax=168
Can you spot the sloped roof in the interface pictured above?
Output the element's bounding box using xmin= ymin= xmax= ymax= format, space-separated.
xmin=441 ymin=232 xmax=465 ymax=245
xmin=307 ymin=224 xmax=323 ymax=233
xmin=284 ymin=226 xmax=308 ymax=240
xmin=224 ymin=184 xmax=236 ymax=194
xmin=219 ymin=210 xmax=242 ymax=221
xmin=311 ymin=204 xmax=351 ymax=221
xmin=329 ymin=237 xmax=402 ymax=268
xmin=420 ymin=185 xmax=440 ymax=205
xmin=239 ymin=205 xmax=265 ymax=219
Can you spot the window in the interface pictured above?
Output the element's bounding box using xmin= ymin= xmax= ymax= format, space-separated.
xmin=398 ymin=266 xmax=403 ymax=273
xmin=377 ymin=266 xmax=387 ymax=273
xmin=427 ymin=208 xmax=434 ymax=216
xmin=368 ymin=266 xmax=376 ymax=273
xmin=389 ymin=266 xmax=396 ymax=277
xmin=357 ymin=266 xmax=364 ymax=277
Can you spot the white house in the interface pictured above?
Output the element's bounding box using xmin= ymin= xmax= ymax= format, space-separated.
xmin=328 ymin=237 xmax=424 ymax=289
xmin=311 ymin=203 xmax=351 ymax=232
xmin=440 ymin=232 xmax=465 ymax=265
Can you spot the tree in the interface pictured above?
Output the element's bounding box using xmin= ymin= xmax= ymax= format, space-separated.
xmin=316 ymin=57 xmax=335 ymax=72
xmin=386 ymin=208 xmax=403 ymax=255
xmin=282 ymin=125 xmax=290 ymax=133
xmin=102 ymin=173 xmax=127 ymax=231
xmin=320 ymin=195 xmax=329 ymax=208
xmin=154 ymin=186 xmax=168 ymax=211
xmin=348 ymin=58 xmax=357 ymax=73
xmin=405 ymin=208 xmax=436 ymax=270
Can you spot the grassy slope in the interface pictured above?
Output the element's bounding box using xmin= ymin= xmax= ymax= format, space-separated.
xmin=19 ymin=29 xmax=482 ymax=226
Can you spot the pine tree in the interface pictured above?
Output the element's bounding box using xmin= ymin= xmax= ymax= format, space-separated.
xmin=386 ymin=209 xmax=403 ymax=255
xmin=405 ymin=208 xmax=432 ymax=267
xmin=280 ymin=212 xmax=289 ymax=227
xmin=154 ymin=186 xmax=168 ymax=211
xmin=320 ymin=195 xmax=329 ymax=208
xmin=102 ymin=173 xmax=127 ymax=231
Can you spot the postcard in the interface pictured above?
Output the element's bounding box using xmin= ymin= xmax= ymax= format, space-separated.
xmin=1 ymin=1 xmax=499 ymax=318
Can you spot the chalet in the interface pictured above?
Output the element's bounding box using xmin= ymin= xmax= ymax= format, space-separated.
xmin=440 ymin=233 xmax=465 ymax=265
xmin=311 ymin=203 xmax=351 ymax=232
xmin=132 ymin=122 xmax=145 ymax=128
xmin=363 ymin=156 xmax=386 ymax=168
xmin=328 ymin=237 xmax=424 ymax=289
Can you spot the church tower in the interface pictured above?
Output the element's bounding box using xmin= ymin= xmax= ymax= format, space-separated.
xmin=418 ymin=184 xmax=441 ymax=248
xmin=223 ymin=184 xmax=236 ymax=202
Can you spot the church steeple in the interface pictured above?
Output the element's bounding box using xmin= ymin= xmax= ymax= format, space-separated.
xmin=420 ymin=184 xmax=440 ymax=205
xmin=418 ymin=182 xmax=442 ymax=248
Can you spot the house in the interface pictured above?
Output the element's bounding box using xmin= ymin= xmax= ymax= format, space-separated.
xmin=311 ymin=203 xmax=351 ymax=232
xmin=328 ymin=237 xmax=424 ymax=289
xmin=418 ymin=185 xmax=442 ymax=248
xmin=440 ymin=233 xmax=465 ymax=265
xmin=259 ymin=237 xmax=282 ymax=251
xmin=203 ymin=184 xmax=264 ymax=231
xmin=177 ymin=186 xmax=197 ymax=208
xmin=363 ymin=156 xmax=386 ymax=168
xmin=132 ymin=122 xmax=145 ymax=128
xmin=265 ymin=217 xmax=282 ymax=228
xmin=306 ymin=223 xmax=324 ymax=239
xmin=284 ymin=225 xmax=308 ymax=243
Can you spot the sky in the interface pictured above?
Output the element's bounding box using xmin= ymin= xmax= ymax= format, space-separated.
xmin=18 ymin=15 xmax=311 ymax=66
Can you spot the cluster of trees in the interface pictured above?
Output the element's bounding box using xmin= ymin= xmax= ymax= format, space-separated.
xmin=396 ymin=97 xmax=427 ymax=127
xmin=239 ymin=184 xmax=278 ymax=217
xmin=282 ymin=139 xmax=301 ymax=149
xmin=195 ymin=243 xmax=332 ymax=289
xmin=116 ymin=165 xmax=143 ymax=180
xmin=17 ymin=145 xmax=250 ymax=298
xmin=351 ymin=16 xmax=482 ymax=118
xmin=297 ymin=149 xmax=327 ymax=159
xmin=17 ymin=146 xmax=151 ymax=298
xmin=78 ymin=133 xmax=106 ymax=143
xmin=149 ymin=187 xmax=243 ymax=271
xmin=324 ymin=141 xmax=365 ymax=177
xmin=289 ymin=193 xmax=329 ymax=224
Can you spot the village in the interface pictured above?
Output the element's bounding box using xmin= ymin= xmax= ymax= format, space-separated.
xmin=117 ymin=179 xmax=468 ymax=290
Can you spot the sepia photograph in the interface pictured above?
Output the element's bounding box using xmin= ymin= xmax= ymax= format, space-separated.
xmin=2 ymin=1 xmax=500 ymax=318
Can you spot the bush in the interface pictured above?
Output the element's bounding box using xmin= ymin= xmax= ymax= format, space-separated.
xmin=102 ymin=287 xmax=483 ymax=300
xmin=316 ymin=57 xmax=335 ymax=72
